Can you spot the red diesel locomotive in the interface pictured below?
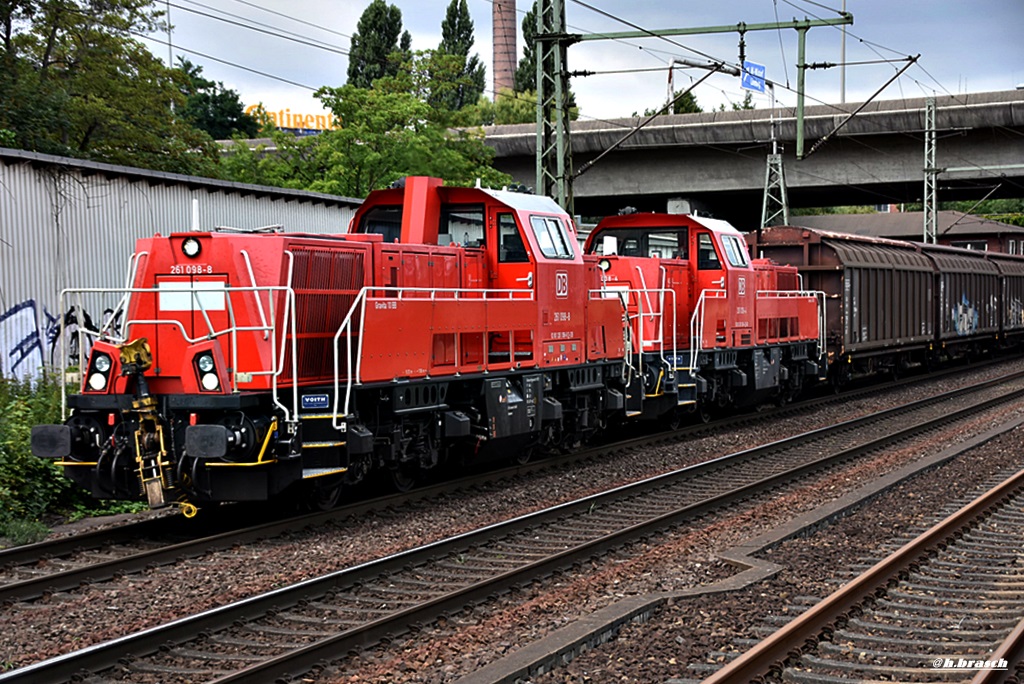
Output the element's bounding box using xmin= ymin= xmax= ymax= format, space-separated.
xmin=31 ymin=178 xmax=825 ymax=515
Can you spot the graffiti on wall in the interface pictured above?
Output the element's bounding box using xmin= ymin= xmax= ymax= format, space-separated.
xmin=0 ymin=300 xmax=44 ymax=378
xmin=0 ymin=300 xmax=118 ymax=378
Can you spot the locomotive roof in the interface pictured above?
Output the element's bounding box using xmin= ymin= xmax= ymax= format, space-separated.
xmin=592 ymin=212 xmax=741 ymax=233
xmin=481 ymin=186 xmax=566 ymax=215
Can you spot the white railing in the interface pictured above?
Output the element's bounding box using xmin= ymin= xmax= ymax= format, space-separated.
xmin=590 ymin=285 xmax=679 ymax=397
xmin=56 ymin=283 xmax=298 ymax=423
xmin=688 ymin=289 xmax=727 ymax=377
xmin=756 ymin=289 xmax=827 ymax=359
xmin=331 ymin=285 xmax=535 ymax=431
xmin=688 ymin=289 xmax=828 ymax=376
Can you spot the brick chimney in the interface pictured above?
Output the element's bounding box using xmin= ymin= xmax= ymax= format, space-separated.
xmin=492 ymin=0 xmax=516 ymax=98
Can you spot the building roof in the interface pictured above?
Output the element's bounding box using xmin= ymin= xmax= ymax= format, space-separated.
xmin=790 ymin=210 xmax=1024 ymax=240
xmin=0 ymin=146 xmax=362 ymax=208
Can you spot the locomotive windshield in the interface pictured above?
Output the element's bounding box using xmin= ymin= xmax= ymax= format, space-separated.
xmin=588 ymin=227 xmax=688 ymax=260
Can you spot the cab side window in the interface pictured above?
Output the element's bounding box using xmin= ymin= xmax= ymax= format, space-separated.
xmin=697 ymin=232 xmax=721 ymax=270
xmin=440 ymin=205 xmax=485 ymax=247
xmin=721 ymin=235 xmax=750 ymax=267
xmin=529 ymin=215 xmax=575 ymax=259
xmin=498 ymin=213 xmax=529 ymax=263
xmin=358 ymin=205 xmax=402 ymax=242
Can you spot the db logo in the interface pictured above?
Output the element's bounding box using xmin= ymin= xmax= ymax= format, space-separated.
xmin=555 ymin=271 xmax=569 ymax=298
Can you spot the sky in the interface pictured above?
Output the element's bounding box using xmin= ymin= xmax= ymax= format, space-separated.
xmin=142 ymin=0 xmax=1024 ymax=125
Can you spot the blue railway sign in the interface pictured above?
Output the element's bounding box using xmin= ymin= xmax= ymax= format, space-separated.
xmin=741 ymin=61 xmax=766 ymax=93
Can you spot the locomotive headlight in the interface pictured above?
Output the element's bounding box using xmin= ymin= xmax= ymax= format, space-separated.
xmin=197 ymin=354 xmax=215 ymax=373
xmin=201 ymin=372 xmax=220 ymax=391
xmin=182 ymin=237 xmax=202 ymax=258
xmin=92 ymin=353 xmax=112 ymax=373
xmin=597 ymin=258 xmax=611 ymax=272
xmin=88 ymin=372 xmax=108 ymax=391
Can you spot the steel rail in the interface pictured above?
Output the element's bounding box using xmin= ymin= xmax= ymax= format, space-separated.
xmin=971 ymin=617 xmax=1024 ymax=684
xmin=1 ymin=362 xmax=1017 ymax=605
xmin=702 ymin=465 xmax=1024 ymax=684
xmin=5 ymin=373 xmax=1023 ymax=684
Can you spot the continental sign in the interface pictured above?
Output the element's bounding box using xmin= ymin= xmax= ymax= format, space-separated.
xmin=245 ymin=105 xmax=341 ymax=132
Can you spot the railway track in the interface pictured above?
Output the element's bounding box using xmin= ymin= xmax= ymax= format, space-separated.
xmin=0 ymin=358 xmax=1007 ymax=602
xmin=4 ymin=370 xmax=1024 ymax=683
xmin=700 ymin=465 xmax=1024 ymax=684
xmin=0 ymin=361 xmax=1011 ymax=607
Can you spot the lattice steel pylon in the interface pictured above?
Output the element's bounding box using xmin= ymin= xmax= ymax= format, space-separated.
xmin=761 ymin=152 xmax=790 ymax=227
xmin=923 ymin=96 xmax=938 ymax=243
xmin=535 ymin=0 xmax=573 ymax=213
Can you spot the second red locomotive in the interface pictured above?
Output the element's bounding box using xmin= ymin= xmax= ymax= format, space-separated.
xmin=31 ymin=178 xmax=824 ymax=514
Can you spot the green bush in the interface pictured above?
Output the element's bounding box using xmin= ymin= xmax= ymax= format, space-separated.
xmin=0 ymin=373 xmax=148 ymax=541
xmin=0 ymin=372 xmax=79 ymax=530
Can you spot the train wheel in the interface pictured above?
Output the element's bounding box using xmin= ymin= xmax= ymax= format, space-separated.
xmin=390 ymin=468 xmax=418 ymax=493
xmin=512 ymin=445 xmax=534 ymax=465
xmin=696 ymin=402 xmax=712 ymax=424
xmin=308 ymin=476 xmax=344 ymax=511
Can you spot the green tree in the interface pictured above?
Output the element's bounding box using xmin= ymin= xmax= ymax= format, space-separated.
xmin=0 ymin=0 xmax=219 ymax=175
xmin=220 ymin=84 xmax=510 ymax=198
xmin=719 ymin=92 xmax=755 ymax=111
xmin=512 ymin=2 xmax=538 ymax=93
xmin=347 ymin=0 xmax=412 ymax=89
xmin=511 ymin=2 xmax=576 ymax=110
xmin=433 ymin=0 xmax=485 ymax=112
xmin=177 ymin=58 xmax=260 ymax=140
xmin=638 ymin=90 xmax=703 ymax=117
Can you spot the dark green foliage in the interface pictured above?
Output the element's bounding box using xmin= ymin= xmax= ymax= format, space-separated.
xmin=433 ymin=0 xmax=485 ymax=112
xmin=513 ymin=2 xmax=538 ymax=94
xmin=221 ymin=83 xmax=511 ymax=198
xmin=177 ymin=58 xmax=260 ymax=140
xmin=638 ymin=91 xmax=703 ymax=117
xmin=512 ymin=1 xmax=575 ymax=108
xmin=0 ymin=0 xmax=221 ymax=175
xmin=0 ymin=373 xmax=69 ymax=539
xmin=0 ymin=372 xmax=146 ymax=545
xmin=347 ymin=0 xmax=412 ymax=88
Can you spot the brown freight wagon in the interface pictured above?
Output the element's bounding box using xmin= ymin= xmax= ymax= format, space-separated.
xmin=917 ymin=243 xmax=1001 ymax=353
xmin=748 ymin=226 xmax=934 ymax=384
xmin=984 ymin=252 xmax=1024 ymax=344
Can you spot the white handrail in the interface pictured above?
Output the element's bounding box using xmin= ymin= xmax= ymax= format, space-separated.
xmin=55 ymin=284 xmax=298 ymax=422
xmin=688 ymin=289 xmax=727 ymax=377
xmin=755 ymin=289 xmax=827 ymax=357
xmin=331 ymin=285 xmax=540 ymax=431
xmin=240 ymin=250 xmax=270 ymax=340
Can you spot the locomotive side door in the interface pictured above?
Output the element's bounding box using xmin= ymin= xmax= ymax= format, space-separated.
xmin=489 ymin=210 xmax=533 ymax=292
xmin=692 ymin=229 xmax=727 ymax=347
xmin=486 ymin=210 xmax=535 ymax=363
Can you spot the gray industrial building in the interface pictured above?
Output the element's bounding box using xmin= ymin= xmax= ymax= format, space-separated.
xmin=0 ymin=147 xmax=361 ymax=378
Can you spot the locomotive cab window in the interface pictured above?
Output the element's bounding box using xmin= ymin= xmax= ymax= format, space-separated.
xmin=721 ymin=235 xmax=750 ymax=267
xmin=358 ymin=205 xmax=402 ymax=242
xmin=529 ymin=215 xmax=575 ymax=259
xmin=697 ymin=232 xmax=722 ymax=270
xmin=498 ymin=213 xmax=529 ymax=263
xmin=440 ymin=204 xmax=485 ymax=247
xmin=588 ymin=228 xmax=688 ymax=259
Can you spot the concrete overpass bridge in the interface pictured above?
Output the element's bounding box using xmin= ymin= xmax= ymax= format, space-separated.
xmin=482 ymin=90 xmax=1024 ymax=230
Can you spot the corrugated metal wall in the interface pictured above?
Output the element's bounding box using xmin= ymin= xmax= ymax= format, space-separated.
xmin=0 ymin=151 xmax=360 ymax=377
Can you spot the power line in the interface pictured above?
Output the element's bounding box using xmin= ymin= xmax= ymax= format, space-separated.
xmin=168 ymin=0 xmax=350 ymax=57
